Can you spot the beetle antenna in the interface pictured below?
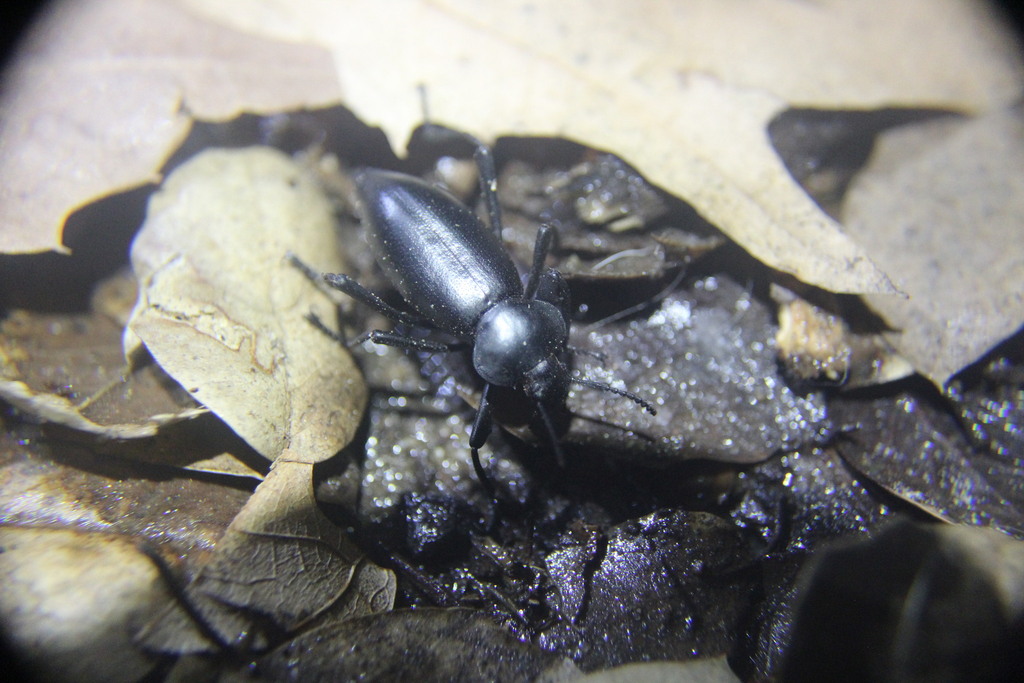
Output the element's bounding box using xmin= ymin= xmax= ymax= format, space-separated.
xmin=572 ymin=376 xmax=657 ymax=415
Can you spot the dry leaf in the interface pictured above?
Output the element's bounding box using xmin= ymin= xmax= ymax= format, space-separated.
xmin=842 ymin=107 xmax=1024 ymax=386
xmin=126 ymin=146 xmax=365 ymax=463
xmin=0 ymin=0 xmax=341 ymax=254
xmin=7 ymin=0 xmax=1021 ymax=293
xmin=0 ymin=526 xmax=172 ymax=682
xmin=139 ymin=457 xmax=395 ymax=653
xmin=198 ymin=459 xmax=394 ymax=630
xmin=0 ymin=305 xmax=206 ymax=439
xmin=186 ymin=0 xmax=1023 ymax=294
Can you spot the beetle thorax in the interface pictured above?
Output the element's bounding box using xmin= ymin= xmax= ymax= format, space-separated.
xmin=473 ymin=299 xmax=569 ymax=390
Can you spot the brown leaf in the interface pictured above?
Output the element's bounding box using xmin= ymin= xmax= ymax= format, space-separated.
xmin=126 ymin=146 xmax=365 ymax=463
xmin=0 ymin=306 xmax=205 ymax=440
xmin=564 ymin=277 xmax=829 ymax=464
xmin=832 ymin=392 xmax=1024 ymax=539
xmin=199 ymin=459 xmax=394 ymax=629
xmin=0 ymin=0 xmax=341 ymax=254
xmin=140 ymin=458 xmax=395 ymax=653
xmin=241 ymin=608 xmax=578 ymax=682
xmin=543 ymin=510 xmax=756 ymax=670
xmin=0 ymin=428 xmax=251 ymax=560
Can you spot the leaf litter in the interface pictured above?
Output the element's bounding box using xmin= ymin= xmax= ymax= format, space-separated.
xmin=6 ymin=113 xmax=1024 ymax=677
xmin=1 ymin=1 xmax=1023 ymax=680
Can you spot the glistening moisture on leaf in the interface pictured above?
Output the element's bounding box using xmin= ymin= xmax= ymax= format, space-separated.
xmin=542 ymin=510 xmax=757 ymax=670
xmin=832 ymin=391 xmax=1024 ymax=539
xmin=126 ymin=146 xmax=365 ymax=463
xmin=564 ymin=277 xmax=830 ymax=464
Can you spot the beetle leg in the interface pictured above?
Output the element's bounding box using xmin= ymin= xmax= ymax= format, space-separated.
xmin=287 ymin=252 xmax=426 ymax=326
xmin=419 ymin=123 xmax=503 ymax=241
xmin=321 ymin=273 xmax=426 ymax=327
xmin=356 ymin=330 xmax=464 ymax=354
xmin=304 ymin=311 xmax=348 ymax=345
xmin=472 ymin=142 xmax=503 ymax=241
xmin=469 ymin=384 xmax=497 ymax=498
xmin=524 ymin=225 xmax=557 ymax=300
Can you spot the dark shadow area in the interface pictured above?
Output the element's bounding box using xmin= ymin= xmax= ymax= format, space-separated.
xmin=768 ymin=107 xmax=963 ymax=215
xmin=0 ymin=184 xmax=153 ymax=312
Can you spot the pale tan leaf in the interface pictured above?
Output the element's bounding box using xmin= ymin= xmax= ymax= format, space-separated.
xmin=126 ymin=146 xmax=365 ymax=462
xmin=0 ymin=378 xmax=204 ymax=439
xmin=578 ymin=658 xmax=741 ymax=683
xmin=186 ymin=0 xmax=1023 ymax=294
xmin=842 ymin=107 xmax=1024 ymax=386
xmin=0 ymin=526 xmax=172 ymax=682
xmin=0 ymin=0 xmax=341 ymax=254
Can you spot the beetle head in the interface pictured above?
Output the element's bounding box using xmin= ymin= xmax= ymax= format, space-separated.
xmin=473 ymin=299 xmax=569 ymax=399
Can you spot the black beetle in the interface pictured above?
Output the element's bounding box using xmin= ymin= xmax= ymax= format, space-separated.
xmin=294 ymin=125 xmax=655 ymax=495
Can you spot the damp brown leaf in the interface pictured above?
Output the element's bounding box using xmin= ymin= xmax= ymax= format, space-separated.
xmin=138 ymin=458 xmax=396 ymax=654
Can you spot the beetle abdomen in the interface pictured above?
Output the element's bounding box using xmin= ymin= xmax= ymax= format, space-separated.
xmin=354 ymin=169 xmax=522 ymax=337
